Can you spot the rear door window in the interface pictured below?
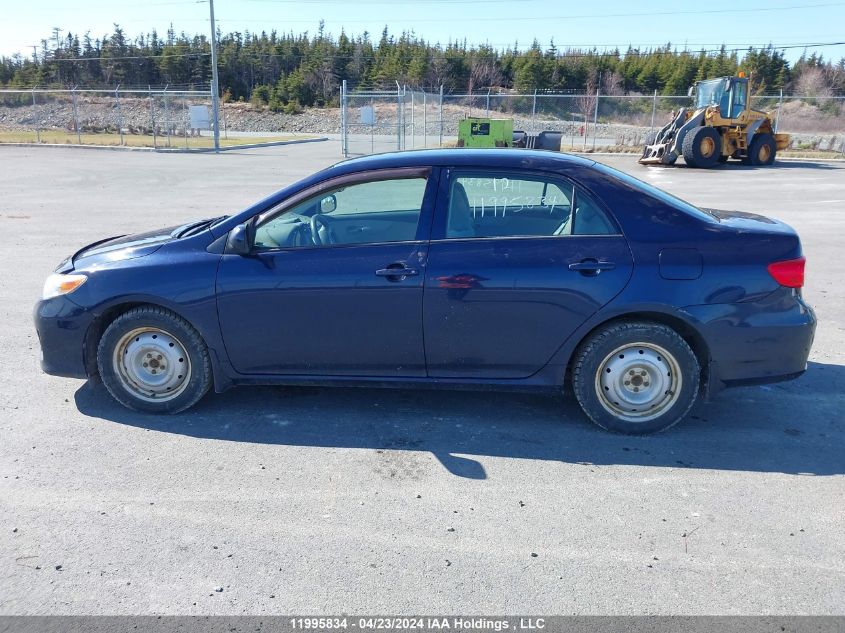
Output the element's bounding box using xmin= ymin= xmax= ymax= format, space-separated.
xmin=444 ymin=172 xmax=615 ymax=239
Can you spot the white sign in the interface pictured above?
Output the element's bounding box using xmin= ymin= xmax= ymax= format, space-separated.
xmin=189 ymin=105 xmax=211 ymax=130
xmin=359 ymin=106 xmax=375 ymax=125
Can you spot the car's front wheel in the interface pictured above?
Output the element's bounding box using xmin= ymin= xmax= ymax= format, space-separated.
xmin=571 ymin=321 xmax=700 ymax=434
xmin=97 ymin=306 xmax=212 ymax=413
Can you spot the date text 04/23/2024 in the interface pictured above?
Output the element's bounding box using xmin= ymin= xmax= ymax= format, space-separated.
xmin=289 ymin=618 xmax=547 ymax=630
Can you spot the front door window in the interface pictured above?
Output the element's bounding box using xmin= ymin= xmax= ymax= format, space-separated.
xmin=255 ymin=177 xmax=428 ymax=249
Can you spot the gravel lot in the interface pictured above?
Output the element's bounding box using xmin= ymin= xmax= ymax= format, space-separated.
xmin=0 ymin=143 xmax=843 ymax=615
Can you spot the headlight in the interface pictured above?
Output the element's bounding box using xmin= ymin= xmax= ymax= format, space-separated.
xmin=42 ymin=273 xmax=87 ymax=300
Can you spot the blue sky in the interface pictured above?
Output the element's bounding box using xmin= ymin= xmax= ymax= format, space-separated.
xmin=2 ymin=0 xmax=844 ymax=63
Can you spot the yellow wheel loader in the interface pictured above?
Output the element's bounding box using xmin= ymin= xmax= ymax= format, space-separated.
xmin=639 ymin=75 xmax=789 ymax=168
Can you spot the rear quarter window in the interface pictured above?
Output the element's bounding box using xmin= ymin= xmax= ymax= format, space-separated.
xmin=592 ymin=162 xmax=719 ymax=223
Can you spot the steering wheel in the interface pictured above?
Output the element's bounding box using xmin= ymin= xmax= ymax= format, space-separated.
xmin=310 ymin=214 xmax=334 ymax=246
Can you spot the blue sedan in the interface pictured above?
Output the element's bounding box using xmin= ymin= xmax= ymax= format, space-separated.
xmin=34 ymin=149 xmax=816 ymax=434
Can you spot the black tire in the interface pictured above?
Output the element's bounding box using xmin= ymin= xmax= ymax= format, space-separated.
xmin=571 ymin=321 xmax=700 ymax=434
xmin=681 ymin=126 xmax=722 ymax=168
xmin=744 ymin=132 xmax=776 ymax=166
xmin=96 ymin=306 xmax=212 ymax=414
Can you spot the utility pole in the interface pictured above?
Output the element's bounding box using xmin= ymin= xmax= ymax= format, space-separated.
xmin=208 ymin=0 xmax=221 ymax=152
xmin=52 ymin=27 xmax=63 ymax=83
xmin=30 ymin=45 xmax=38 ymax=63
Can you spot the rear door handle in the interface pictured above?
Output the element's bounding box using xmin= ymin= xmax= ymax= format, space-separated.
xmin=569 ymin=259 xmax=616 ymax=274
xmin=376 ymin=267 xmax=418 ymax=276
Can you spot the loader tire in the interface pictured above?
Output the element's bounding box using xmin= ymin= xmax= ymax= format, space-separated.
xmin=682 ymin=126 xmax=722 ymax=168
xmin=744 ymin=132 xmax=776 ymax=166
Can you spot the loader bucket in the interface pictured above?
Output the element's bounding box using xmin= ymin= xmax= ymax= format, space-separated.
xmin=639 ymin=143 xmax=676 ymax=165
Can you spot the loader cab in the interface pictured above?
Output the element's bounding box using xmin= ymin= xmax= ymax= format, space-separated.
xmin=693 ymin=76 xmax=748 ymax=120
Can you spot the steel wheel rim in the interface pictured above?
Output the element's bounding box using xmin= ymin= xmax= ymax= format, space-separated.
xmin=700 ymin=136 xmax=715 ymax=158
xmin=594 ymin=342 xmax=683 ymax=423
xmin=758 ymin=143 xmax=772 ymax=163
xmin=112 ymin=327 xmax=191 ymax=403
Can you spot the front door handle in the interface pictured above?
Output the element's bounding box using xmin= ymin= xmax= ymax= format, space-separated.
xmin=375 ymin=262 xmax=419 ymax=280
xmin=569 ymin=259 xmax=616 ymax=275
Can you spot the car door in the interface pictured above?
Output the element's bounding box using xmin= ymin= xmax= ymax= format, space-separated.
xmin=423 ymin=168 xmax=634 ymax=379
xmin=216 ymin=168 xmax=437 ymax=376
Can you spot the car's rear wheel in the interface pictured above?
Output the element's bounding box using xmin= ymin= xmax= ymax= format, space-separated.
xmin=97 ymin=306 xmax=212 ymax=413
xmin=571 ymin=321 xmax=700 ymax=434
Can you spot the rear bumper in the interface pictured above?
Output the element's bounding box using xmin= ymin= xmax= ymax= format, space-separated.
xmin=685 ymin=289 xmax=816 ymax=393
xmin=33 ymin=296 xmax=93 ymax=379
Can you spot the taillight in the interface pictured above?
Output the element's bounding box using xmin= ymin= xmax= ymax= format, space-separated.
xmin=767 ymin=256 xmax=805 ymax=288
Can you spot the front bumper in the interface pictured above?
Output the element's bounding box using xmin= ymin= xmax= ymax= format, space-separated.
xmin=684 ymin=289 xmax=816 ymax=391
xmin=33 ymin=296 xmax=95 ymax=379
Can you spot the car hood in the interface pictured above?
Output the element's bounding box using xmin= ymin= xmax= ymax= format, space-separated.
xmin=56 ymin=223 xmax=189 ymax=272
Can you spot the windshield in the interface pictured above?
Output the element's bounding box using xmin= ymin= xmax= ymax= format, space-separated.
xmin=695 ymin=78 xmax=728 ymax=109
xmin=175 ymin=215 xmax=229 ymax=238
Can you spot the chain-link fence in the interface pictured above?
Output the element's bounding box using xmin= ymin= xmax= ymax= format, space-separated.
xmin=341 ymin=84 xmax=845 ymax=157
xmin=340 ymin=83 xmax=409 ymax=156
xmin=404 ymin=86 xmax=445 ymax=151
xmin=3 ymin=85 xmax=843 ymax=156
xmin=0 ymin=88 xmax=219 ymax=149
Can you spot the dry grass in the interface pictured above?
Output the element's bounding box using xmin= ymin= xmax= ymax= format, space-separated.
xmin=438 ymin=141 xmax=843 ymax=159
xmin=778 ymin=149 xmax=845 ymax=159
xmin=572 ymin=144 xmax=844 ymax=159
xmin=0 ymin=130 xmax=314 ymax=149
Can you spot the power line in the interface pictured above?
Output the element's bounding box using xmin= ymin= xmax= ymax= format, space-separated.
xmin=218 ymin=1 xmax=845 ymax=22
xmin=34 ymin=1 xmax=843 ymax=23
xmin=246 ymin=40 xmax=845 ymax=60
xmin=37 ymin=0 xmax=204 ymax=8
xmin=30 ymin=39 xmax=845 ymax=64
xmin=43 ymin=52 xmax=211 ymax=62
xmin=245 ymin=0 xmax=541 ymax=3
xmin=243 ymin=0 xmax=839 ymax=7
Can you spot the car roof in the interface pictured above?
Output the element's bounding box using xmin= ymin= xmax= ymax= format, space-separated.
xmin=219 ymin=148 xmax=600 ymax=232
xmin=329 ymin=148 xmax=596 ymax=175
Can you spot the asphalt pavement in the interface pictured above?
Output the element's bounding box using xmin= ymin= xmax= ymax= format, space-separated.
xmin=0 ymin=143 xmax=843 ymax=614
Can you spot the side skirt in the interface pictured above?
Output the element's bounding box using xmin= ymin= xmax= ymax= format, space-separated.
xmin=219 ymin=364 xmax=568 ymax=395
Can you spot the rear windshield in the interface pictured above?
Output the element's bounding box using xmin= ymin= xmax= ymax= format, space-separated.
xmin=592 ymin=162 xmax=719 ymax=222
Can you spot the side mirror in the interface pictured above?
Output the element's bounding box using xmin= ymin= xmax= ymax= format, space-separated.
xmin=687 ymin=85 xmax=694 ymax=97
xmin=319 ymin=194 xmax=337 ymax=214
xmin=225 ymin=222 xmax=252 ymax=255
